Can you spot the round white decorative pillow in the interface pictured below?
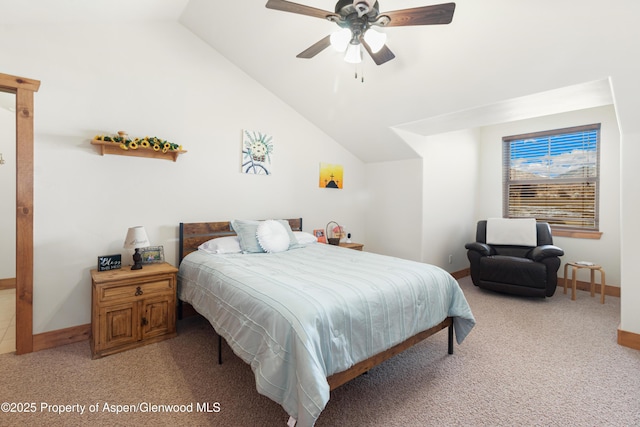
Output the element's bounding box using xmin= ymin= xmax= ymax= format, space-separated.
xmin=256 ymin=220 xmax=290 ymax=253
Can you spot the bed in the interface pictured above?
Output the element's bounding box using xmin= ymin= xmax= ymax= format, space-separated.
xmin=177 ymin=218 xmax=475 ymax=426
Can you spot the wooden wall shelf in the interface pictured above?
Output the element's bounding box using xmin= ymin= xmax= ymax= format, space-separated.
xmin=91 ymin=139 xmax=187 ymax=162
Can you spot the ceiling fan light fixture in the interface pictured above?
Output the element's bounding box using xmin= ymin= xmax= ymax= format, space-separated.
xmin=266 ymin=0 xmax=456 ymax=66
xmin=344 ymin=43 xmax=362 ymax=64
xmin=353 ymin=0 xmax=374 ymax=17
xmin=330 ymin=28 xmax=351 ymax=52
xmin=363 ymin=28 xmax=387 ymax=53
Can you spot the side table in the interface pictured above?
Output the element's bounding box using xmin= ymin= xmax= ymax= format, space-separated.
xmin=91 ymin=262 xmax=178 ymax=358
xmin=563 ymin=262 xmax=606 ymax=304
xmin=339 ymin=242 xmax=364 ymax=251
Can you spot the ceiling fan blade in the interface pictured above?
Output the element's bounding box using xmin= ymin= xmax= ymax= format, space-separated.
xmin=265 ymin=0 xmax=335 ymax=20
xmin=381 ymin=2 xmax=456 ymax=27
xmin=296 ymin=35 xmax=332 ymax=59
xmin=361 ymin=39 xmax=396 ymax=65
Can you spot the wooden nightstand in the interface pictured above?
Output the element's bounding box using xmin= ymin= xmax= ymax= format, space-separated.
xmin=339 ymin=242 xmax=364 ymax=251
xmin=91 ymin=262 xmax=178 ymax=359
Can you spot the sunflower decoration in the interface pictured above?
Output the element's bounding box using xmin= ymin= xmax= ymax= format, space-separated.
xmin=93 ymin=132 xmax=183 ymax=152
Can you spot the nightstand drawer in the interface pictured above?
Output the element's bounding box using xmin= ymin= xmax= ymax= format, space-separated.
xmin=99 ymin=277 xmax=174 ymax=302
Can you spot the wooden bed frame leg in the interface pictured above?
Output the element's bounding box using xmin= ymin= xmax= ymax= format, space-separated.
xmin=327 ymin=318 xmax=456 ymax=391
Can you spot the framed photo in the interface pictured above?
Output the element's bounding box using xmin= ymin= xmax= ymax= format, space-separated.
xmin=140 ymin=246 xmax=164 ymax=264
xmin=97 ymin=254 xmax=122 ymax=271
xmin=313 ymin=229 xmax=326 ymax=244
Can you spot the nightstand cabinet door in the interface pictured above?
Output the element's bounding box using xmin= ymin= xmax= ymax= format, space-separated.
xmin=91 ymin=263 xmax=178 ymax=359
xmin=142 ymin=296 xmax=175 ymax=339
xmin=100 ymin=301 xmax=139 ymax=349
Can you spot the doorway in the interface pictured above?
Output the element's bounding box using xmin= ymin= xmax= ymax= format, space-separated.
xmin=0 ymin=73 xmax=40 ymax=355
xmin=0 ymin=91 xmax=16 ymax=354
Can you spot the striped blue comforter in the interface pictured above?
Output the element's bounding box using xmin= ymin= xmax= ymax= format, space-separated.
xmin=178 ymin=243 xmax=475 ymax=426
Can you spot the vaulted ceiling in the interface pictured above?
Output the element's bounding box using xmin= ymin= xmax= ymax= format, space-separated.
xmin=2 ymin=0 xmax=623 ymax=162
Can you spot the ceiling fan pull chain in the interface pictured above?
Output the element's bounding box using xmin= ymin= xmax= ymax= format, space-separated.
xmin=354 ymin=63 xmax=365 ymax=83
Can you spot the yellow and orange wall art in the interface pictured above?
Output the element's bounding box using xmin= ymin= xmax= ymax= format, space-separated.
xmin=319 ymin=163 xmax=343 ymax=189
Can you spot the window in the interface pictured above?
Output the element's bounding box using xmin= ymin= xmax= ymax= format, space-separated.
xmin=503 ymin=124 xmax=600 ymax=231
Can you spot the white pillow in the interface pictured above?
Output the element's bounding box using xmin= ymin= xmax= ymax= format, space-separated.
xmin=293 ymin=231 xmax=317 ymax=245
xmin=256 ymin=220 xmax=290 ymax=253
xmin=276 ymin=220 xmax=299 ymax=248
xmin=198 ymin=236 xmax=242 ymax=254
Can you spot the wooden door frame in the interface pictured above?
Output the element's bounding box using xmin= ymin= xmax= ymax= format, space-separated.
xmin=0 ymin=73 xmax=40 ymax=354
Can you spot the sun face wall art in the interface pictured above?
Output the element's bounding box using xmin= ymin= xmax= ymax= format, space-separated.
xmin=319 ymin=162 xmax=343 ymax=189
xmin=242 ymin=130 xmax=273 ymax=175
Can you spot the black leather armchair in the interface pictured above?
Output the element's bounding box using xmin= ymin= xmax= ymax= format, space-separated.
xmin=465 ymin=220 xmax=564 ymax=297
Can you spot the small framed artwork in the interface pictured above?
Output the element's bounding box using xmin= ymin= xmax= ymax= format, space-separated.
xmin=242 ymin=129 xmax=274 ymax=175
xmin=313 ymin=229 xmax=326 ymax=244
xmin=97 ymin=254 xmax=122 ymax=272
xmin=319 ymin=162 xmax=343 ymax=189
xmin=140 ymin=246 xmax=165 ymax=264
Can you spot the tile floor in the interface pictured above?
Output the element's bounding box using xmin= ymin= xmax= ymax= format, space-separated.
xmin=0 ymin=288 xmax=16 ymax=354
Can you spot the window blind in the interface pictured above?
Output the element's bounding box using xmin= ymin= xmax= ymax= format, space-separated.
xmin=503 ymin=124 xmax=600 ymax=230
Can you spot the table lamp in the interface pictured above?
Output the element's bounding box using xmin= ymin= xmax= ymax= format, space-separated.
xmin=123 ymin=226 xmax=150 ymax=270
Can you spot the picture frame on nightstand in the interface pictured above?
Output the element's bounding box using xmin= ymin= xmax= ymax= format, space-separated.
xmin=140 ymin=245 xmax=164 ymax=264
xmin=97 ymin=254 xmax=122 ymax=271
xmin=313 ymin=229 xmax=326 ymax=243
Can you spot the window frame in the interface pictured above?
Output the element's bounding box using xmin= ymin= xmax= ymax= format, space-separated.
xmin=502 ymin=123 xmax=601 ymax=238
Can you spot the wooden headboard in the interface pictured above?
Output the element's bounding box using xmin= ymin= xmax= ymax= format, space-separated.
xmin=179 ymin=218 xmax=303 ymax=262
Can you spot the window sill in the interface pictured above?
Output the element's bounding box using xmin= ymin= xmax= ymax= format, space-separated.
xmin=551 ymin=228 xmax=602 ymax=239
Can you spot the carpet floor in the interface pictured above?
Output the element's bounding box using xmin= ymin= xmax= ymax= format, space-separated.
xmin=0 ymin=277 xmax=638 ymax=426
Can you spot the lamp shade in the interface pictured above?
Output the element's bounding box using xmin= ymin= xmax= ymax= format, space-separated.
xmin=330 ymin=28 xmax=351 ymax=52
xmin=364 ymin=28 xmax=387 ymax=53
xmin=344 ymin=43 xmax=362 ymax=64
xmin=123 ymin=226 xmax=150 ymax=249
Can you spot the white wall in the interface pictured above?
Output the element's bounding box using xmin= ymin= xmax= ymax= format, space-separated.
xmin=364 ymin=159 xmax=423 ymax=261
xmin=363 ymin=128 xmax=480 ymax=273
xmin=611 ymin=70 xmax=640 ymax=336
xmin=413 ymin=129 xmax=480 ymax=272
xmin=619 ymin=131 xmax=640 ymax=334
xmin=0 ymin=22 xmax=366 ymax=334
xmin=0 ymin=102 xmax=15 ymax=279
xmin=476 ymin=105 xmax=621 ymax=286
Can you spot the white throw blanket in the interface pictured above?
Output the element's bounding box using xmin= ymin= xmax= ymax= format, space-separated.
xmin=486 ymin=218 xmax=537 ymax=246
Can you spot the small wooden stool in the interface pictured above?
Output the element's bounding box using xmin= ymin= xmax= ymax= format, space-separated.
xmin=563 ymin=262 xmax=606 ymax=304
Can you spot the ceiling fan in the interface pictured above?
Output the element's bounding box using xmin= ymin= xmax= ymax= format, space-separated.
xmin=265 ymin=0 xmax=455 ymax=65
